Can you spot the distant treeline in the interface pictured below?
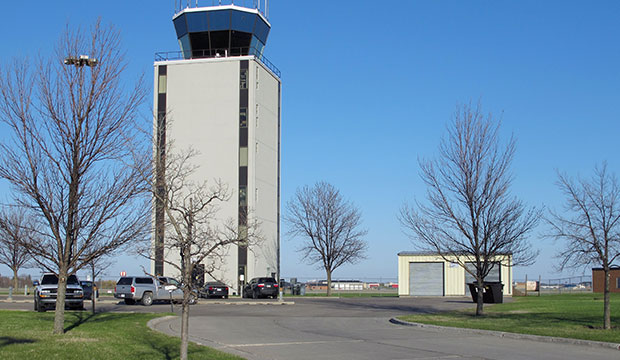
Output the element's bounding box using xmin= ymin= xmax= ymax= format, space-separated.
xmin=0 ymin=274 xmax=33 ymax=288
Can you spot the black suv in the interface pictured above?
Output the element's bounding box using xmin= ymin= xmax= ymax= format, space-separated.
xmin=243 ymin=277 xmax=279 ymax=299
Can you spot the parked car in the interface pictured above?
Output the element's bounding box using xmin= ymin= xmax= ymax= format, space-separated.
xmin=80 ymin=281 xmax=99 ymax=300
xmin=243 ymin=277 xmax=279 ymax=299
xmin=200 ymin=282 xmax=229 ymax=299
xmin=113 ymin=276 xmax=196 ymax=306
xmin=34 ymin=273 xmax=84 ymax=312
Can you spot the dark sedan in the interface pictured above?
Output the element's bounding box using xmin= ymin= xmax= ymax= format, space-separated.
xmin=80 ymin=281 xmax=99 ymax=300
xmin=200 ymin=282 xmax=229 ymax=299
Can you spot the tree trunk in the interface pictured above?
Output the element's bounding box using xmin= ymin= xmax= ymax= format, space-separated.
xmin=12 ymin=267 xmax=19 ymax=291
xmin=475 ymin=278 xmax=484 ymax=316
xmin=53 ymin=267 xmax=68 ymax=334
xmin=180 ymin=218 xmax=192 ymax=360
xmin=180 ymin=294 xmax=190 ymax=360
xmin=326 ymin=270 xmax=332 ymax=297
xmin=91 ymin=264 xmax=96 ymax=315
xmin=603 ymin=269 xmax=611 ymax=330
xmin=180 ymin=256 xmax=191 ymax=359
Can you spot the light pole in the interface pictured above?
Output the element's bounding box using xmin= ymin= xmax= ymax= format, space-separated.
xmin=64 ymin=55 xmax=98 ymax=68
xmin=63 ymin=54 xmax=97 ymax=266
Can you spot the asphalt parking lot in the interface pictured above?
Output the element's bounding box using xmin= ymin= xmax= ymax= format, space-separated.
xmin=0 ymin=294 xmax=480 ymax=316
xmin=2 ymin=295 xmax=619 ymax=360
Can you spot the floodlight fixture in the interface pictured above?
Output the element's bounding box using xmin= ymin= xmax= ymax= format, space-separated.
xmin=64 ymin=55 xmax=98 ymax=68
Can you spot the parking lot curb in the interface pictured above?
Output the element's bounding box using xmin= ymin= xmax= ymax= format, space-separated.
xmin=147 ymin=315 xmax=178 ymax=331
xmin=200 ymin=300 xmax=295 ymax=305
xmin=389 ymin=318 xmax=620 ymax=351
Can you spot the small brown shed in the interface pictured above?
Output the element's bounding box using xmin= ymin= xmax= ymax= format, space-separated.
xmin=592 ymin=266 xmax=620 ymax=293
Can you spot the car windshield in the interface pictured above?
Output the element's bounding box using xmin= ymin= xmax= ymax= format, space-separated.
xmin=41 ymin=274 xmax=79 ymax=285
xmin=80 ymin=282 xmax=92 ymax=288
xmin=41 ymin=275 xmax=57 ymax=285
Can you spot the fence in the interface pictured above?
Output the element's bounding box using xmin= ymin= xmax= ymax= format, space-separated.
xmin=513 ymin=275 xmax=592 ymax=296
xmin=155 ymin=47 xmax=281 ymax=78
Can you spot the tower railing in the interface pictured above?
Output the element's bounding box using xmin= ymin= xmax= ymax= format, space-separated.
xmin=155 ymin=47 xmax=281 ymax=78
xmin=174 ymin=0 xmax=269 ymax=18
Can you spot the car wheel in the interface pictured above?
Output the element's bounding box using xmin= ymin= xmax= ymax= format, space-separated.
xmin=37 ymin=299 xmax=46 ymax=312
xmin=252 ymin=290 xmax=258 ymax=299
xmin=124 ymin=299 xmax=136 ymax=305
xmin=189 ymin=294 xmax=197 ymax=305
xmin=141 ymin=292 xmax=153 ymax=306
xmin=224 ymin=295 xmax=228 ymax=299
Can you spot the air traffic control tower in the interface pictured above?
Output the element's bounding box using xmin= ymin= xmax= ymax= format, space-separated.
xmin=152 ymin=0 xmax=281 ymax=296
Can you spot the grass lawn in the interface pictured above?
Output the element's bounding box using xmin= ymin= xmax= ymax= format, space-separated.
xmin=0 ymin=310 xmax=243 ymax=360
xmin=398 ymin=293 xmax=620 ymax=343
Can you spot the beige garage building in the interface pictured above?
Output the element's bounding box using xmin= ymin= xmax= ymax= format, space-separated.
xmin=398 ymin=252 xmax=512 ymax=297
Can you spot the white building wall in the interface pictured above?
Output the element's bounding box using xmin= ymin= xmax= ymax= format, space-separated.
xmin=398 ymin=254 xmax=512 ymax=297
xmin=248 ymin=62 xmax=280 ymax=279
xmin=152 ymin=56 xmax=280 ymax=293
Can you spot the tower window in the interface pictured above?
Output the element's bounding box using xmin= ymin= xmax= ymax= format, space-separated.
xmin=240 ymin=108 xmax=247 ymax=127
xmin=240 ymin=68 xmax=248 ymax=89
xmin=239 ymin=147 xmax=248 ymax=167
xmin=239 ymin=186 xmax=247 ymax=207
xmin=158 ymin=75 xmax=167 ymax=94
xmin=238 ymin=225 xmax=248 ymax=245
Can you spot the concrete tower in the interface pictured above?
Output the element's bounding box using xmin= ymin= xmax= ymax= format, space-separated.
xmin=152 ymin=1 xmax=280 ymax=296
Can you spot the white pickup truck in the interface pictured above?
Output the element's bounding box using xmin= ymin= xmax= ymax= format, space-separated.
xmin=34 ymin=273 xmax=84 ymax=312
xmin=113 ymin=276 xmax=195 ymax=306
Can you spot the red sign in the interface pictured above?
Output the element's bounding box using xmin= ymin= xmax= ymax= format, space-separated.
xmin=120 ymin=271 xmax=126 ymax=277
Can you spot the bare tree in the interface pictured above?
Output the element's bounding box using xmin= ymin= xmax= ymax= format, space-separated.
xmin=139 ymin=143 xmax=261 ymax=360
xmin=0 ymin=207 xmax=34 ymax=290
xmin=547 ymin=163 xmax=620 ymax=329
xmin=0 ymin=21 xmax=149 ymax=334
xmin=285 ymin=181 xmax=368 ymax=296
xmin=399 ymin=103 xmax=539 ymax=315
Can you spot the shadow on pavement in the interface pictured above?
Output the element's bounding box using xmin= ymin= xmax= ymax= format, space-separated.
xmin=303 ymin=297 xmax=478 ymax=315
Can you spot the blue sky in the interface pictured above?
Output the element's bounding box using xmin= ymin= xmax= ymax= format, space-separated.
xmin=0 ymin=1 xmax=619 ymax=282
